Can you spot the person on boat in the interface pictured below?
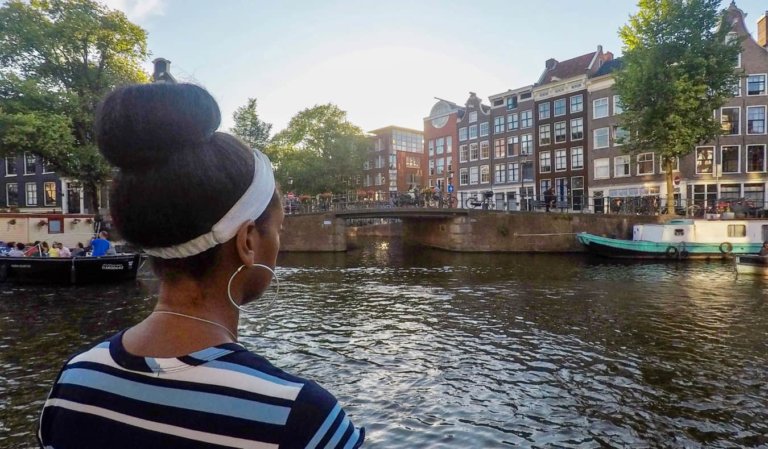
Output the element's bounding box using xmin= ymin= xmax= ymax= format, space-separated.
xmin=8 ymin=242 xmax=25 ymax=257
xmin=40 ymin=241 xmax=50 ymax=257
xmin=89 ymin=231 xmax=110 ymax=257
xmin=48 ymin=242 xmax=60 ymax=258
xmin=759 ymin=241 xmax=768 ymax=257
xmin=24 ymin=241 xmax=41 ymax=257
xmin=70 ymin=242 xmax=85 ymax=257
xmin=38 ymin=82 xmax=364 ymax=449
xmin=57 ymin=242 xmax=71 ymax=258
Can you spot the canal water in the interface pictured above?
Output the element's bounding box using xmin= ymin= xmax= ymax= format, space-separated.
xmin=1 ymin=237 xmax=766 ymax=448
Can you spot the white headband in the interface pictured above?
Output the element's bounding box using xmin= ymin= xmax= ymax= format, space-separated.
xmin=143 ymin=149 xmax=276 ymax=259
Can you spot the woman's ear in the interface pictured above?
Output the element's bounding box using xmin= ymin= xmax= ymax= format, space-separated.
xmin=234 ymin=221 xmax=259 ymax=266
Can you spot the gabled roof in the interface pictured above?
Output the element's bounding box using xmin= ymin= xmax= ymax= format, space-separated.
xmin=593 ymin=58 xmax=623 ymax=78
xmin=538 ymin=52 xmax=596 ymax=85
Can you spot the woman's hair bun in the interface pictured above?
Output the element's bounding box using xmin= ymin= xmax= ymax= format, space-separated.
xmin=95 ymin=83 xmax=222 ymax=170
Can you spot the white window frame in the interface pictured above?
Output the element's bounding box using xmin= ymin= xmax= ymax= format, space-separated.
xmin=520 ymin=134 xmax=533 ymax=155
xmin=539 ymin=151 xmax=551 ymax=173
xmin=539 ymin=124 xmax=551 ymax=146
xmin=494 ymin=116 xmax=505 ymax=134
xmin=614 ymin=155 xmax=631 ymax=177
xmin=747 ymin=73 xmax=767 ymax=96
xmin=746 ymin=144 xmax=767 ymax=173
xmin=612 ymin=95 xmax=623 ymax=115
xmin=593 ymin=97 xmax=609 ymax=119
xmin=553 ymin=98 xmax=566 ymax=117
xmin=469 ymin=143 xmax=479 ymax=161
xmin=469 ymin=111 xmax=478 ymax=123
xmin=494 ymin=163 xmax=506 ymax=184
xmin=469 ymin=125 xmax=478 ymax=139
xmin=469 ymin=166 xmax=479 ymax=185
xmin=637 ymin=152 xmax=655 ymax=175
xmin=570 ymin=118 xmax=583 ymax=141
xmin=570 ymin=94 xmax=583 ymax=113
xmin=507 ymin=113 xmax=519 ymax=131
xmin=747 ymin=105 xmax=767 ymax=135
xmin=480 ymin=141 xmax=490 ymax=160
xmin=6 ymin=183 xmax=19 ymax=206
xmin=538 ymin=102 xmax=550 ymax=120
xmin=459 ymin=168 xmax=469 ymax=186
xmin=24 ymin=152 xmax=36 ymax=175
xmin=480 ymin=165 xmax=490 ymax=184
xmin=554 ymin=121 xmax=567 ymax=143
xmin=459 ymin=127 xmax=468 ymax=141
xmin=520 ymin=110 xmax=532 ymax=128
xmin=721 ymin=107 xmax=741 ymax=135
xmin=25 ymin=182 xmax=37 ymax=206
xmin=695 ymin=146 xmax=714 ymax=175
xmin=571 ymin=147 xmax=583 ymax=170
xmin=594 ymin=127 xmax=609 ymax=149
xmin=720 ymin=145 xmax=741 ymax=174
xmin=594 ymin=158 xmax=610 ymax=180
xmin=554 ymin=149 xmax=567 ymax=172
xmin=479 ymin=122 xmax=489 ymax=137
xmin=459 ymin=145 xmax=468 ymax=163
xmin=5 ymin=157 xmax=16 ymax=177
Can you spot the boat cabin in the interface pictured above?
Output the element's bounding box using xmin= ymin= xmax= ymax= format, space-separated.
xmin=633 ymin=219 xmax=768 ymax=244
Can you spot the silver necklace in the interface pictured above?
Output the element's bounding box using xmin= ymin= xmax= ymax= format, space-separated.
xmin=152 ymin=310 xmax=238 ymax=342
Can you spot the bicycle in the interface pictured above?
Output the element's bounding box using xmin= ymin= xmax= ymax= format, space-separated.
xmin=426 ymin=189 xmax=457 ymax=208
xmin=465 ymin=190 xmax=495 ymax=210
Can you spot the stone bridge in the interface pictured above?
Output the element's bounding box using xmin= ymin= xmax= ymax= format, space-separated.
xmin=280 ymin=208 xmax=664 ymax=253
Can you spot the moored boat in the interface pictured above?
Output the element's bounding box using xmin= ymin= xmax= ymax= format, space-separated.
xmin=577 ymin=218 xmax=768 ymax=260
xmin=735 ymin=255 xmax=768 ymax=276
xmin=0 ymin=253 xmax=142 ymax=285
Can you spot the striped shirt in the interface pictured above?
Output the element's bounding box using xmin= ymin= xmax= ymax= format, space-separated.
xmin=38 ymin=331 xmax=364 ymax=449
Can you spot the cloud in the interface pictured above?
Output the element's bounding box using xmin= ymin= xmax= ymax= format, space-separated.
xmin=101 ymin=0 xmax=166 ymax=21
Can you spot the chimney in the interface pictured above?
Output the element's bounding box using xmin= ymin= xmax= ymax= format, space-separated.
xmin=758 ymin=12 xmax=768 ymax=48
xmin=545 ymin=58 xmax=558 ymax=70
xmin=152 ymin=58 xmax=175 ymax=83
xmin=603 ymin=51 xmax=614 ymax=62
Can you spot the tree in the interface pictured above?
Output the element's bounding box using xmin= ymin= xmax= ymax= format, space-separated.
xmin=0 ymin=0 xmax=149 ymax=214
xmin=267 ymin=104 xmax=368 ymax=194
xmin=231 ymin=98 xmax=272 ymax=153
xmin=615 ymin=0 xmax=741 ymax=214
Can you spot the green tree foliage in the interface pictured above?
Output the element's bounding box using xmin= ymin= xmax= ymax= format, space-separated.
xmin=0 ymin=0 xmax=149 ymax=213
xmin=267 ymin=104 xmax=368 ymax=195
xmin=615 ymin=0 xmax=741 ymax=213
xmin=231 ymin=98 xmax=272 ymax=152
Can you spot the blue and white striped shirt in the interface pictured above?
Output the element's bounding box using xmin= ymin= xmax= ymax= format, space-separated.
xmin=39 ymin=331 xmax=364 ymax=448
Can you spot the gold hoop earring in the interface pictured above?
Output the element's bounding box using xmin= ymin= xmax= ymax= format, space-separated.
xmin=226 ymin=263 xmax=280 ymax=314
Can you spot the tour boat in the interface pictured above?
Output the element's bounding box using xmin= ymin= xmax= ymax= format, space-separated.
xmin=0 ymin=253 xmax=143 ymax=285
xmin=735 ymin=255 xmax=768 ymax=276
xmin=576 ymin=218 xmax=768 ymax=260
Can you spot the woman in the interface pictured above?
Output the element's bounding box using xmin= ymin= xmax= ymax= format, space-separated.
xmin=38 ymin=83 xmax=364 ymax=448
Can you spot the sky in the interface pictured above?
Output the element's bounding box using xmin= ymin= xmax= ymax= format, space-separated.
xmin=103 ymin=0 xmax=768 ymax=135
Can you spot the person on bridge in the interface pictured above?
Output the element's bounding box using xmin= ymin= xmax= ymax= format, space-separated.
xmin=38 ymin=83 xmax=364 ymax=449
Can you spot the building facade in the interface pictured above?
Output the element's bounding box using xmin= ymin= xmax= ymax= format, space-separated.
xmin=533 ymin=47 xmax=612 ymax=211
xmin=456 ymin=92 xmax=492 ymax=206
xmin=423 ymin=99 xmax=463 ymax=193
xmin=1 ymin=153 xmax=63 ymax=212
xmin=364 ymin=126 xmax=424 ymax=198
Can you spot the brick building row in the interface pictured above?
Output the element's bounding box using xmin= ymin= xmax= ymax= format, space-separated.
xmin=365 ymin=3 xmax=768 ymax=212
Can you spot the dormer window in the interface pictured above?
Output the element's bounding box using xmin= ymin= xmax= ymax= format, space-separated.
xmin=506 ymin=96 xmax=518 ymax=110
xmin=469 ymin=111 xmax=478 ymax=123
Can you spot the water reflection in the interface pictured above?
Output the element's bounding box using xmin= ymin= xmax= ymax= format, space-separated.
xmin=1 ymin=238 xmax=767 ymax=448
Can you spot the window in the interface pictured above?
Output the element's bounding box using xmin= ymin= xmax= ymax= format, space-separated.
xmin=521 ymin=134 xmax=533 ymax=155
xmin=428 ymin=160 xmax=435 ymax=176
xmin=721 ymin=145 xmax=740 ymax=173
xmin=731 ymin=78 xmax=742 ymax=97
xmin=494 ymin=139 xmax=505 ymax=158
xmin=492 ymin=98 xmax=504 ymax=107
xmin=507 ymin=113 xmax=519 ymax=130
xmin=554 ymin=99 xmax=566 ymax=116
xmin=480 ymin=141 xmax=490 ymax=159
xmin=480 ymin=165 xmax=490 ymax=184
xmin=520 ymin=110 xmax=532 ymax=128
xmin=747 ymin=106 xmax=766 ymax=134
xmin=436 ymin=158 xmax=445 ymax=174
xmin=614 ymin=155 xmax=630 ymax=177
xmin=479 ymin=122 xmax=489 ymax=137
xmin=539 ymin=151 xmax=551 ymax=173
xmin=696 ymin=147 xmax=714 ymax=174
xmin=459 ymin=145 xmax=468 ymax=162
xmin=721 ymin=107 xmax=740 ymax=135
xmin=469 ymin=143 xmax=479 ymax=161
xmin=43 ymin=182 xmax=56 ymax=206
xmin=447 ymin=156 xmax=453 ymax=173
xmin=613 ymin=95 xmax=623 ymax=115
xmin=554 ymin=149 xmax=567 ymax=171
xmin=571 ymin=147 xmax=583 ymax=170
xmin=538 ymin=102 xmax=550 ymax=120
xmin=469 ymin=125 xmax=478 ymax=139
xmin=469 ymin=166 xmax=479 ymax=184
xmin=42 ymin=159 xmax=55 ymax=174
xmin=593 ymin=97 xmax=609 ymax=119
xmin=433 ymin=138 xmax=444 ymax=155
xmin=24 ymin=152 xmax=36 ymax=175
xmin=660 ymin=156 xmax=679 ymax=172
xmin=613 ymin=126 xmax=629 ymax=145
xmin=5 ymin=157 xmax=16 ymax=176
xmin=469 ymin=111 xmax=477 ymax=123
xmin=522 ymin=161 xmax=534 ymax=181
xmin=446 ymin=136 xmax=452 ymax=154
xmin=507 ymin=136 xmax=519 ymax=156
xmin=747 ymin=145 xmax=766 ymax=172
xmin=594 ymin=158 xmax=610 ymax=180
xmin=494 ymin=116 xmax=505 ymax=133
xmin=554 ymin=121 xmax=566 ymax=143
xmin=508 ymin=162 xmax=519 ymax=182
xmin=727 ymin=225 xmax=747 ymax=238
xmin=459 ymin=127 xmax=468 ymax=141
xmin=459 ymin=168 xmax=469 ymax=186
xmin=495 ymin=164 xmax=506 ymax=183
xmin=539 ymin=125 xmax=551 ymax=146
xmin=570 ymin=118 xmax=583 ymax=140
xmin=637 ymin=153 xmax=655 ymax=175
xmin=570 ymin=94 xmax=583 ymax=113
xmin=25 ymin=182 xmax=38 ymax=206
xmin=6 ymin=183 xmax=18 ymax=206
xmin=428 ymin=140 xmax=435 ymax=157
xmin=747 ymin=74 xmax=766 ymax=95
xmin=507 ymin=96 xmax=518 ymax=110
xmin=594 ymin=127 xmax=609 ymax=149
xmin=744 ymin=183 xmax=765 ymax=207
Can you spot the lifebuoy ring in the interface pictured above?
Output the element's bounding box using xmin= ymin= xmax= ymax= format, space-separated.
xmin=719 ymin=242 xmax=733 ymax=254
xmin=680 ymin=250 xmax=690 ymax=259
xmin=665 ymin=246 xmax=678 ymax=258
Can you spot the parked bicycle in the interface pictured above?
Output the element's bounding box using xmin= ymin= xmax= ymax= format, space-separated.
xmin=465 ymin=190 xmax=495 ymax=210
xmin=424 ymin=187 xmax=457 ymax=208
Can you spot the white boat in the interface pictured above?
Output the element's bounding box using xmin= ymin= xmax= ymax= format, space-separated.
xmin=735 ymin=255 xmax=768 ymax=276
xmin=577 ymin=218 xmax=768 ymax=259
